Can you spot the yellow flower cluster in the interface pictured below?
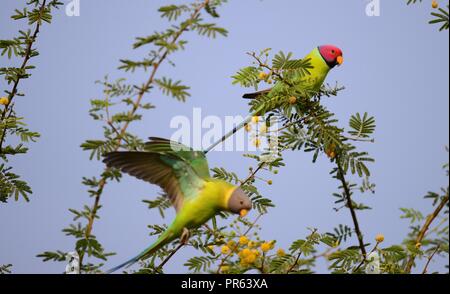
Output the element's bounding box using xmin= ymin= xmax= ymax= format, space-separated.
xmin=220 ymin=236 xmax=278 ymax=267
xmin=288 ymin=96 xmax=297 ymax=105
xmin=432 ymin=0 xmax=439 ymax=9
xmin=239 ymin=248 xmax=260 ymax=266
xmin=325 ymin=144 xmax=337 ymax=159
xmin=0 ymin=96 xmax=9 ymax=106
xmin=258 ymin=72 xmax=269 ymax=80
xmin=375 ymin=234 xmax=385 ymax=243
xmin=258 ymin=72 xmax=273 ymax=84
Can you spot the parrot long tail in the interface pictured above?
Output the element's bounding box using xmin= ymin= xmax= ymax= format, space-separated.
xmin=105 ymin=230 xmax=173 ymax=274
xmin=204 ymin=103 xmax=266 ymax=154
xmin=242 ymin=88 xmax=271 ymax=99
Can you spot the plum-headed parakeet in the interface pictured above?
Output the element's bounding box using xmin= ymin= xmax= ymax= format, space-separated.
xmin=243 ymin=45 xmax=343 ymax=99
xmin=103 ymin=138 xmax=252 ymax=273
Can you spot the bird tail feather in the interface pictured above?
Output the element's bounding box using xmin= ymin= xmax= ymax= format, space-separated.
xmin=242 ymin=89 xmax=271 ymax=99
xmin=105 ymin=231 xmax=172 ymax=274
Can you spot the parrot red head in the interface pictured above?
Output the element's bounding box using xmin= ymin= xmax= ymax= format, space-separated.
xmin=318 ymin=45 xmax=344 ymax=68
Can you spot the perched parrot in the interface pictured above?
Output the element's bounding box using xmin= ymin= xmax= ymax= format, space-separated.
xmin=242 ymin=45 xmax=343 ymax=99
xmin=103 ymin=138 xmax=252 ymax=273
xmin=204 ymin=45 xmax=343 ymax=153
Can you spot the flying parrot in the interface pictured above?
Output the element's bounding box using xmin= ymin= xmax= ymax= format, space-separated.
xmin=103 ymin=137 xmax=252 ymax=273
xmin=204 ymin=45 xmax=343 ymax=153
xmin=242 ymin=45 xmax=344 ymax=99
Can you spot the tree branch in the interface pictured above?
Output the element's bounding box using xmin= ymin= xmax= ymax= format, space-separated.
xmin=405 ymin=194 xmax=449 ymax=273
xmin=155 ymin=242 xmax=185 ymax=273
xmin=0 ymin=0 xmax=47 ymax=153
xmin=422 ymin=246 xmax=440 ymax=274
xmin=336 ymin=159 xmax=367 ymax=258
xmin=286 ymin=229 xmax=318 ymax=274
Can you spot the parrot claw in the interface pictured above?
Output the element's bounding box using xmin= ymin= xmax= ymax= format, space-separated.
xmin=180 ymin=228 xmax=190 ymax=245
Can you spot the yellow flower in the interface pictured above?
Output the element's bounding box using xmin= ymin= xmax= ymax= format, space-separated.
xmin=267 ymin=79 xmax=273 ymax=84
xmin=244 ymin=253 xmax=257 ymax=264
xmin=261 ymin=242 xmax=272 ymax=253
xmin=244 ymin=124 xmax=252 ymax=132
xmin=207 ymin=245 xmax=215 ymax=251
xmin=239 ymin=236 xmax=249 ymax=246
xmin=267 ymin=180 xmax=273 ymax=185
xmin=375 ymin=234 xmax=385 ymax=243
xmin=251 ymin=249 xmax=260 ymax=256
xmin=288 ymin=96 xmax=297 ymax=105
xmin=239 ymin=248 xmax=252 ymax=258
xmin=259 ymin=124 xmax=268 ymax=134
xmin=248 ymin=241 xmax=256 ymax=248
xmin=432 ymin=0 xmax=439 ymax=9
xmin=227 ymin=240 xmax=236 ymax=248
xmin=258 ymin=72 xmax=268 ymax=80
xmin=325 ymin=144 xmax=337 ymax=159
xmin=253 ymin=138 xmax=261 ymax=148
xmin=220 ymin=266 xmax=230 ymax=273
xmin=252 ymin=116 xmax=260 ymax=123
xmin=221 ymin=245 xmax=231 ymax=255
xmin=240 ymin=253 xmax=257 ymax=266
xmin=277 ymin=249 xmax=286 ymax=257
xmin=0 ymin=97 xmax=9 ymax=106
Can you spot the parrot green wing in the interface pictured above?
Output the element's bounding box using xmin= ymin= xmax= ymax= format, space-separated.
xmin=144 ymin=137 xmax=211 ymax=179
xmin=103 ymin=151 xmax=205 ymax=212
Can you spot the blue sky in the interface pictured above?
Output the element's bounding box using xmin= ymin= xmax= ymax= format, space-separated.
xmin=0 ymin=0 xmax=448 ymax=274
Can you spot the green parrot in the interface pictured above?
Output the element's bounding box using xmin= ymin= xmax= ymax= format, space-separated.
xmin=243 ymin=45 xmax=344 ymax=99
xmin=104 ymin=137 xmax=252 ymax=273
xmin=204 ymin=45 xmax=343 ymax=153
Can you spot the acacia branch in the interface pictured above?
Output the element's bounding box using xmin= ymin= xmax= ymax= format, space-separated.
xmin=0 ymin=0 xmax=47 ymax=153
xmin=216 ymin=213 xmax=263 ymax=274
xmin=155 ymin=242 xmax=185 ymax=272
xmin=422 ymin=246 xmax=440 ymax=274
xmin=248 ymin=52 xmax=294 ymax=87
xmin=336 ymin=159 xmax=367 ymax=258
xmin=405 ymin=194 xmax=449 ymax=273
xmin=79 ymin=0 xmax=211 ymax=268
xmin=286 ymin=229 xmax=318 ymax=274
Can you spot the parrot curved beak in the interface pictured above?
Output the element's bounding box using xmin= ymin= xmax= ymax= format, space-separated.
xmin=337 ymin=56 xmax=344 ymax=66
xmin=239 ymin=209 xmax=249 ymax=218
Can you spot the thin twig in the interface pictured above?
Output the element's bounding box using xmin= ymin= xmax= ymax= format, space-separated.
xmin=353 ymin=241 xmax=381 ymax=273
xmin=260 ymin=252 xmax=266 ymax=274
xmin=343 ymin=135 xmax=375 ymax=143
xmin=0 ymin=0 xmax=47 ymax=153
xmin=405 ymin=194 xmax=449 ymax=273
xmin=336 ymin=159 xmax=367 ymax=258
xmin=248 ymin=52 xmax=294 ymax=87
xmin=422 ymin=246 xmax=440 ymax=274
xmin=155 ymin=242 xmax=185 ymax=272
xmin=286 ymin=229 xmax=318 ymax=274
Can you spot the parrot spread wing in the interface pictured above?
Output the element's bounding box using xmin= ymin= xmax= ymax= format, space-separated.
xmin=103 ymin=145 xmax=207 ymax=212
xmin=144 ymin=137 xmax=211 ymax=178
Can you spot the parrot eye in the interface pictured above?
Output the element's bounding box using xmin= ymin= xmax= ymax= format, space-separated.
xmin=331 ymin=50 xmax=336 ymax=55
xmin=240 ymin=201 xmax=244 ymax=205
